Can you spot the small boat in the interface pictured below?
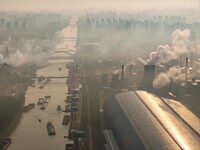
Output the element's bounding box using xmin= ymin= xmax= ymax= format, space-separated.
xmin=23 ymin=103 xmax=35 ymax=112
xmin=45 ymin=95 xmax=51 ymax=99
xmin=29 ymin=84 xmax=35 ymax=88
xmin=37 ymin=98 xmax=45 ymax=105
xmin=57 ymin=105 xmax=62 ymax=111
xmin=47 ymin=122 xmax=56 ymax=136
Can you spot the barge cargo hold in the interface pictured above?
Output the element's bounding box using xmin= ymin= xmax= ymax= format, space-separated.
xmin=62 ymin=115 xmax=70 ymax=125
xmin=47 ymin=122 xmax=56 ymax=136
xmin=37 ymin=98 xmax=45 ymax=105
xmin=40 ymin=102 xmax=48 ymax=110
xmin=23 ymin=103 xmax=35 ymax=112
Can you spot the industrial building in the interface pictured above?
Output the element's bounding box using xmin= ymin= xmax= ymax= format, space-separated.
xmin=103 ymin=130 xmax=120 ymax=150
xmin=103 ymin=90 xmax=200 ymax=150
xmin=142 ymin=65 xmax=155 ymax=91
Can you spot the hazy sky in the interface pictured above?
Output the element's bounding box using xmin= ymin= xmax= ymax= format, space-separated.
xmin=0 ymin=0 xmax=199 ymax=11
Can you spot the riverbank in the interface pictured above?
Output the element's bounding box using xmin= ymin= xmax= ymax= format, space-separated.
xmin=0 ymin=95 xmax=25 ymax=141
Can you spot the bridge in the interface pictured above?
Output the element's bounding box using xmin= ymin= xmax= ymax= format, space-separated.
xmin=33 ymin=76 xmax=81 ymax=79
xmin=53 ymin=51 xmax=75 ymax=55
xmin=33 ymin=76 xmax=68 ymax=79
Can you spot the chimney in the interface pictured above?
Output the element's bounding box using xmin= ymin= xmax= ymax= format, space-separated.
xmin=112 ymin=74 xmax=120 ymax=90
xmin=121 ymin=65 xmax=124 ymax=81
xmin=142 ymin=65 xmax=155 ymax=91
xmin=185 ymin=57 xmax=189 ymax=87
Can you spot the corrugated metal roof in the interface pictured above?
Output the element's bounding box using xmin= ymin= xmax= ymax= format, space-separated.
xmin=103 ymin=130 xmax=120 ymax=150
xmin=162 ymin=98 xmax=200 ymax=136
xmin=136 ymin=91 xmax=200 ymax=150
xmin=115 ymin=91 xmax=200 ymax=150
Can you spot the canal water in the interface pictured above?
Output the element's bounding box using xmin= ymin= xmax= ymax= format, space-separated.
xmin=8 ymin=16 xmax=78 ymax=150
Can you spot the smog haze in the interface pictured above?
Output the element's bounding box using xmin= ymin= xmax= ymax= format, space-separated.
xmin=0 ymin=0 xmax=199 ymax=11
xmin=1 ymin=0 xmax=200 ymax=150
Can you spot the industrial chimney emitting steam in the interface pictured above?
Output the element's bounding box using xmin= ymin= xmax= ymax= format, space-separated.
xmin=142 ymin=65 xmax=156 ymax=91
xmin=121 ymin=65 xmax=124 ymax=85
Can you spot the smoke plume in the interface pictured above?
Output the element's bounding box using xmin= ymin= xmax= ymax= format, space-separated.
xmin=147 ymin=29 xmax=191 ymax=65
xmin=4 ymin=50 xmax=49 ymax=67
xmin=113 ymin=69 xmax=121 ymax=75
xmin=153 ymin=66 xmax=184 ymax=89
xmin=5 ymin=50 xmax=27 ymax=67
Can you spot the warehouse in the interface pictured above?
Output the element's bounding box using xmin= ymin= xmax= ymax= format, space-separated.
xmin=103 ymin=90 xmax=200 ymax=150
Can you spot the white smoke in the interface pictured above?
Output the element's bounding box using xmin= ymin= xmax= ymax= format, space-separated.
xmin=153 ymin=66 xmax=185 ymax=89
xmin=147 ymin=29 xmax=191 ymax=65
xmin=113 ymin=69 xmax=121 ymax=74
xmin=5 ymin=50 xmax=27 ymax=67
xmin=4 ymin=50 xmax=49 ymax=67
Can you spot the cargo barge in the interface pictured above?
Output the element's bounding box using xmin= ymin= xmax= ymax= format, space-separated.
xmin=57 ymin=105 xmax=62 ymax=111
xmin=37 ymin=98 xmax=45 ymax=105
xmin=39 ymin=96 xmax=51 ymax=110
xmin=46 ymin=122 xmax=56 ymax=136
xmin=23 ymin=103 xmax=35 ymax=112
xmin=62 ymin=115 xmax=70 ymax=125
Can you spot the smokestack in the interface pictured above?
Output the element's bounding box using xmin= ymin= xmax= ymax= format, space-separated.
xmin=112 ymin=74 xmax=120 ymax=90
xmin=186 ymin=57 xmax=189 ymax=67
xmin=4 ymin=46 xmax=9 ymax=59
xmin=121 ymin=65 xmax=124 ymax=87
xmin=142 ymin=65 xmax=155 ymax=91
xmin=122 ymin=65 xmax=124 ymax=80
xmin=185 ymin=57 xmax=189 ymax=87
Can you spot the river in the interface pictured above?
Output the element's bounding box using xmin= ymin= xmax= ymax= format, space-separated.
xmin=8 ymin=16 xmax=78 ymax=150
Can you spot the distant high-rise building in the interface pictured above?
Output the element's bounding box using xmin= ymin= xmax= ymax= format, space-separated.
xmin=4 ymin=46 xmax=9 ymax=59
xmin=6 ymin=22 xmax=11 ymax=31
xmin=15 ymin=21 xmax=18 ymax=30
xmin=0 ymin=18 xmax=5 ymax=26
xmin=22 ymin=21 xmax=26 ymax=30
